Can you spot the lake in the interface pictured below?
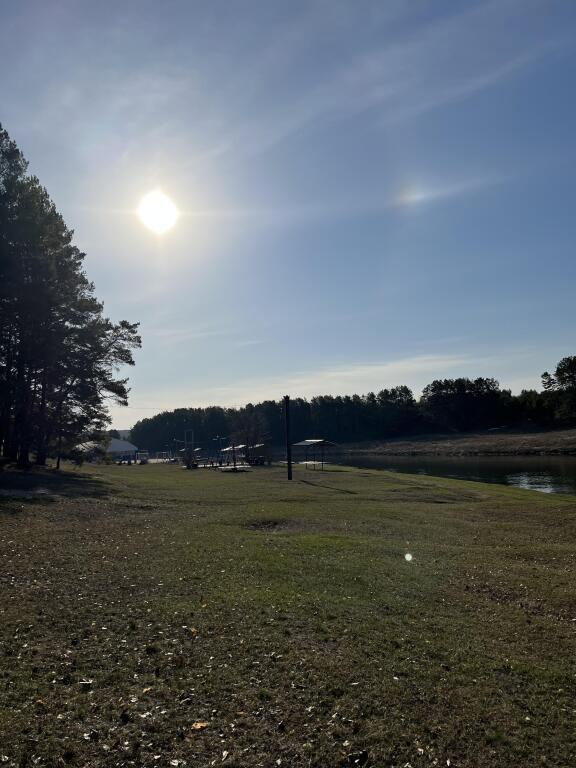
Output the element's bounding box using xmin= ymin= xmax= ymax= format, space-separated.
xmin=341 ymin=454 xmax=576 ymax=495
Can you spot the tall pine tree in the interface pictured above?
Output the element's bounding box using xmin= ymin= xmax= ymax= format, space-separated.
xmin=0 ymin=124 xmax=140 ymax=466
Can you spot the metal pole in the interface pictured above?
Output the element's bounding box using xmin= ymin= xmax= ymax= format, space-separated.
xmin=284 ymin=395 xmax=292 ymax=480
xmin=184 ymin=429 xmax=195 ymax=469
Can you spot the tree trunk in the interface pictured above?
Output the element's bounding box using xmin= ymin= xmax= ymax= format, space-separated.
xmin=55 ymin=403 xmax=63 ymax=470
xmin=56 ymin=431 xmax=62 ymax=470
xmin=35 ymin=375 xmax=48 ymax=465
xmin=17 ymin=445 xmax=30 ymax=468
xmin=15 ymin=366 xmax=33 ymax=467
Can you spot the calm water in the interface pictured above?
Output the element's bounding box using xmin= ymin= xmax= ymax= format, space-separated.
xmin=343 ymin=454 xmax=576 ymax=495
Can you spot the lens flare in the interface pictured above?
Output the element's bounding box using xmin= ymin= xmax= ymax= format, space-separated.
xmin=137 ymin=190 xmax=179 ymax=234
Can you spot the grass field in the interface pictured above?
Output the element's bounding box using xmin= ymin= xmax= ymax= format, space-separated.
xmin=1 ymin=463 xmax=575 ymax=767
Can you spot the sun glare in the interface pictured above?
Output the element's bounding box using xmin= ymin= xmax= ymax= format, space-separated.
xmin=137 ymin=190 xmax=179 ymax=234
xmin=396 ymin=186 xmax=426 ymax=206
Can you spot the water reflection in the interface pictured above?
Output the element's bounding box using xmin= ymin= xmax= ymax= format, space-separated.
xmin=343 ymin=454 xmax=576 ymax=495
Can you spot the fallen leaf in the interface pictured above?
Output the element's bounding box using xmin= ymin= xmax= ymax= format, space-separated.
xmin=190 ymin=721 xmax=209 ymax=731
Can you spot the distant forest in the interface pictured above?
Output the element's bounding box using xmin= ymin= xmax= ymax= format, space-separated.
xmin=132 ymin=358 xmax=576 ymax=452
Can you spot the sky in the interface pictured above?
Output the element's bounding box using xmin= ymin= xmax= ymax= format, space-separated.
xmin=1 ymin=0 xmax=576 ymax=429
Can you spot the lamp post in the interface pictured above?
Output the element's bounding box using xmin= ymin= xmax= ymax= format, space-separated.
xmin=284 ymin=395 xmax=292 ymax=480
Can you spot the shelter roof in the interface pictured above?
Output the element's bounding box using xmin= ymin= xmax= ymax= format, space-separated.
xmin=107 ymin=438 xmax=138 ymax=453
xmin=292 ymin=438 xmax=336 ymax=447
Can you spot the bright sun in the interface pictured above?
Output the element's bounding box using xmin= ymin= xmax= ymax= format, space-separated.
xmin=137 ymin=190 xmax=179 ymax=234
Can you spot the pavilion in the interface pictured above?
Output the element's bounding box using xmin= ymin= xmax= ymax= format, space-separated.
xmin=292 ymin=438 xmax=337 ymax=470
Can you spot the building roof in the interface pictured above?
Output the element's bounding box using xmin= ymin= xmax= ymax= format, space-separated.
xmin=76 ymin=437 xmax=138 ymax=454
xmin=293 ymin=438 xmax=337 ymax=447
xmin=107 ymin=438 xmax=138 ymax=453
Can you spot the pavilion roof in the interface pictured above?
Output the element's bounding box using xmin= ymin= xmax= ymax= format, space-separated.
xmin=292 ymin=438 xmax=336 ymax=447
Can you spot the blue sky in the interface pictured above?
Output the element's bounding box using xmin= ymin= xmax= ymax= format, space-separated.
xmin=1 ymin=0 xmax=575 ymax=428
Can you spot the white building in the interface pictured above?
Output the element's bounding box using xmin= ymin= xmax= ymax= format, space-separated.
xmin=77 ymin=437 xmax=139 ymax=460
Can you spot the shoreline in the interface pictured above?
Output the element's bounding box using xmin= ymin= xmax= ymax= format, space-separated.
xmin=341 ymin=427 xmax=576 ymax=457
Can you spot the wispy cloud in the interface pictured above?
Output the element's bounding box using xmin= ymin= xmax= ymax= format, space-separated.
xmin=169 ymin=171 xmax=505 ymax=223
xmin=146 ymin=326 xmax=265 ymax=349
xmin=148 ymin=326 xmax=232 ymax=346
xmin=234 ymin=339 xmax=264 ymax=348
xmin=394 ymin=175 xmax=506 ymax=208
xmin=379 ymin=51 xmax=549 ymax=127
xmin=120 ymin=354 xmax=472 ymax=414
xmin=209 ymin=354 xmax=473 ymax=404
xmin=33 ymin=66 xmax=195 ymax=159
xmin=229 ymin=0 xmax=561 ymax=154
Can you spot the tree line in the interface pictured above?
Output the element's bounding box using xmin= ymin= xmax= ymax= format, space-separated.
xmin=0 ymin=125 xmax=140 ymax=467
xmin=131 ymin=357 xmax=576 ymax=452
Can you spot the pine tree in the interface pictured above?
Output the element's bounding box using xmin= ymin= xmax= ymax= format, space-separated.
xmin=0 ymin=124 xmax=141 ymax=466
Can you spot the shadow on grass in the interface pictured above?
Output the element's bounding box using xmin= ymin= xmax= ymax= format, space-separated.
xmin=0 ymin=465 xmax=111 ymax=500
xmin=299 ymin=478 xmax=358 ymax=495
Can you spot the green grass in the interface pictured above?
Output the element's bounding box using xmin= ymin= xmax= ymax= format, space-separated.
xmin=1 ymin=463 xmax=575 ymax=767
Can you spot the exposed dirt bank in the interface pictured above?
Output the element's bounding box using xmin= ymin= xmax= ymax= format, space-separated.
xmin=344 ymin=428 xmax=576 ymax=456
